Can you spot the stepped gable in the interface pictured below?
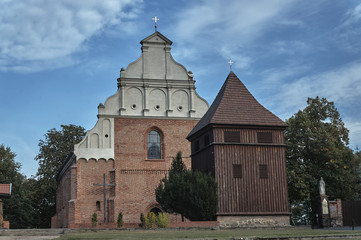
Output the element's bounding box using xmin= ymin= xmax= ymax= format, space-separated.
xmin=188 ymin=71 xmax=287 ymax=138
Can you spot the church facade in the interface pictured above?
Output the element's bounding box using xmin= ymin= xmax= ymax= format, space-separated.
xmin=51 ymin=32 xmax=209 ymax=228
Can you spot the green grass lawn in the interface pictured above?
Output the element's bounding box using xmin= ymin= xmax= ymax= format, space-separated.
xmin=56 ymin=228 xmax=361 ymax=240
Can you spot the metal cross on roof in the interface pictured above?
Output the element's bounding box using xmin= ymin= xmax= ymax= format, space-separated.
xmin=152 ymin=16 xmax=159 ymax=32
xmin=228 ymin=59 xmax=234 ymax=71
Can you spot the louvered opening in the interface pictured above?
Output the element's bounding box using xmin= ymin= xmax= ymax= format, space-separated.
xmin=224 ymin=131 xmax=240 ymax=143
xmin=233 ymin=164 xmax=242 ymax=178
xmin=259 ymin=164 xmax=268 ymax=179
xmin=257 ymin=132 xmax=273 ymax=143
xmin=204 ymin=135 xmax=210 ymax=146
xmin=194 ymin=140 xmax=200 ymax=152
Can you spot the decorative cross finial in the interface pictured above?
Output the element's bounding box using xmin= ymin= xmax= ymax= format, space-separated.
xmin=152 ymin=16 xmax=159 ymax=32
xmin=228 ymin=59 xmax=233 ymax=71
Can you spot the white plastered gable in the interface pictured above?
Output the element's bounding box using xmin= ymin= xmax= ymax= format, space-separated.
xmin=73 ymin=32 xmax=209 ymax=160
xmin=123 ymin=32 xmax=188 ymax=81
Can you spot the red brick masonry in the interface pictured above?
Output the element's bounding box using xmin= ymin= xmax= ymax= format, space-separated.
xmin=52 ymin=117 xmax=199 ymax=228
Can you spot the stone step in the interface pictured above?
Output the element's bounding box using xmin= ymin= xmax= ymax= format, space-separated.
xmin=0 ymin=229 xmax=65 ymax=236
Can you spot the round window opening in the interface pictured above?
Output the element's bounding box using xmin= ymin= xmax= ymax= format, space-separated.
xmin=155 ymin=105 xmax=160 ymax=110
xmin=131 ymin=104 xmax=137 ymax=109
xmin=177 ymin=106 xmax=183 ymax=111
xmin=105 ymin=134 xmax=109 ymax=138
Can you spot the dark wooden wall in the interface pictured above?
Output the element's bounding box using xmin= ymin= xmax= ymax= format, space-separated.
xmin=191 ymin=130 xmax=215 ymax=176
xmin=190 ymin=126 xmax=289 ymax=216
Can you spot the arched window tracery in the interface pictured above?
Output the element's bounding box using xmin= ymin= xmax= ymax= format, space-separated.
xmin=147 ymin=130 xmax=162 ymax=159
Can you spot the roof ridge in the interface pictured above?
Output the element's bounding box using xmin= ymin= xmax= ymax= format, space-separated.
xmin=187 ymin=72 xmax=286 ymax=138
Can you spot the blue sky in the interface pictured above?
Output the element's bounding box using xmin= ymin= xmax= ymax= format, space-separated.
xmin=1 ymin=0 xmax=361 ymax=177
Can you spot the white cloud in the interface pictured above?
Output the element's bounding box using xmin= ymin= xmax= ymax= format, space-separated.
xmin=271 ymin=41 xmax=308 ymax=56
xmin=218 ymin=46 xmax=253 ymax=70
xmin=0 ymin=0 xmax=143 ymax=72
xmin=346 ymin=3 xmax=361 ymax=22
xmin=266 ymin=60 xmax=361 ymax=116
xmin=344 ymin=119 xmax=361 ymax=149
xmin=167 ymin=0 xmax=299 ymax=70
xmin=261 ymin=63 xmax=310 ymax=84
xmin=172 ymin=0 xmax=295 ymax=44
xmin=333 ymin=3 xmax=361 ymax=53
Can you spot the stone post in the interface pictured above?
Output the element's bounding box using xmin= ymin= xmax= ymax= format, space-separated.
xmin=318 ymin=177 xmax=331 ymax=228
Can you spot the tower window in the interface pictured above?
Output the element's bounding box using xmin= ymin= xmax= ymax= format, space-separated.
xmin=224 ymin=131 xmax=240 ymax=143
xmin=147 ymin=130 xmax=161 ymax=159
xmin=257 ymin=132 xmax=273 ymax=143
xmin=194 ymin=140 xmax=200 ymax=152
xmin=233 ymin=164 xmax=242 ymax=178
xmin=259 ymin=164 xmax=268 ymax=179
xmin=204 ymin=135 xmax=210 ymax=146
xmin=96 ymin=201 xmax=101 ymax=211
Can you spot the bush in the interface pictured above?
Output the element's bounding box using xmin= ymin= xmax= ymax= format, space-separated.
xmin=155 ymin=213 xmax=169 ymax=228
xmin=156 ymin=152 xmax=218 ymax=221
xmin=117 ymin=212 xmax=124 ymax=228
xmin=139 ymin=213 xmax=146 ymax=228
xmin=91 ymin=212 xmax=97 ymax=227
xmin=146 ymin=212 xmax=156 ymax=228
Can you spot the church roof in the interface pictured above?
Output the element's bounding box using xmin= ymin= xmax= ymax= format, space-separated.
xmin=0 ymin=183 xmax=11 ymax=197
xmin=187 ymin=71 xmax=287 ymax=138
xmin=140 ymin=31 xmax=173 ymax=45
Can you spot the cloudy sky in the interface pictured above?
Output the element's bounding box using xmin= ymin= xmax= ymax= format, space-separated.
xmin=1 ymin=0 xmax=361 ymax=177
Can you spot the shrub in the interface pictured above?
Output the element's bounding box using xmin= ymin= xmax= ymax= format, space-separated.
xmin=91 ymin=212 xmax=98 ymax=227
xmin=155 ymin=213 xmax=169 ymax=228
xmin=117 ymin=212 xmax=124 ymax=228
xmin=146 ymin=212 xmax=156 ymax=228
xmin=139 ymin=213 xmax=146 ymax=228
xmin=156 ymin=152 xmax=218 ymax=221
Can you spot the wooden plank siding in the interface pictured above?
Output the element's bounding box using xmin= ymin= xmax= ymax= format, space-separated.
xmin=214 ymin=144 xmax=289 ymax=214
xmin=190 ymin=127 xmax=289 ymax=216
xmin=212 ymin=127 xmax=285 ymax=145
xmin=191 ymin=130 xmax=215 ymax=176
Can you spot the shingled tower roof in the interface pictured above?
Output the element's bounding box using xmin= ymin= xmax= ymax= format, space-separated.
xmin=188 ymin=71 xmax=287 ymax=138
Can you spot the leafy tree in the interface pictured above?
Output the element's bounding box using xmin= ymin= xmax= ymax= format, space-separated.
xmin=156 ymin=151 xmax=187 ymax=218
xmin=36 ymin=124 xmax=86 ymax=180
xmin=34 ymin=124 xmax=86 ymax=227
xmin=0 ymin=145 xmax=34 ymax=228
xmin=285 ymin=97 xmax=361 ymax=225
xmin=156 ymin=152 xmax=218 ymax=221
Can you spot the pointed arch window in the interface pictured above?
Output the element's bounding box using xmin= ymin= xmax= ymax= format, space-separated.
xmin=147 ymin=130 xmax=162 ymax=159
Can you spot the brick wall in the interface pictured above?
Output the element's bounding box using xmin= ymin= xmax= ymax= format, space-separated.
xmin=113 ymin=117 xmax=198 ymax=223
xmin=53 ymin=117 xmax=199 ymax=228
xmin=52 ymin=164 xmax=74 ymax=228
xmin=75 ymin=158 xmax=115 ymax=225
xmin=329 ymin=199 xmax=343 ymax=227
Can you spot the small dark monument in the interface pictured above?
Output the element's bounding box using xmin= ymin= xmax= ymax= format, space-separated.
xmin=318 ymin=177 xmax=331 ymax=228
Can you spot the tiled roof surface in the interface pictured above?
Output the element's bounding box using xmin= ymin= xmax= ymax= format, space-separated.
xmin=0 ymin=184 xmax=11 ymax=196
xmin=188 ymin=72 xmax=287 ymax=138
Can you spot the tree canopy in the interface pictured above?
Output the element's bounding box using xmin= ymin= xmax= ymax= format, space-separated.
xmin=35 ymin=124 xmax=86 ymax=180
xmin=285 ymin=97 xmax=361 ymax=225
xmin=0 ymin=145 xmax=34 ymax=228
xmin=33 ymin=124 xmax=86 ymax=227
xmin=156 ymin=152 xmax=218 ymax=221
